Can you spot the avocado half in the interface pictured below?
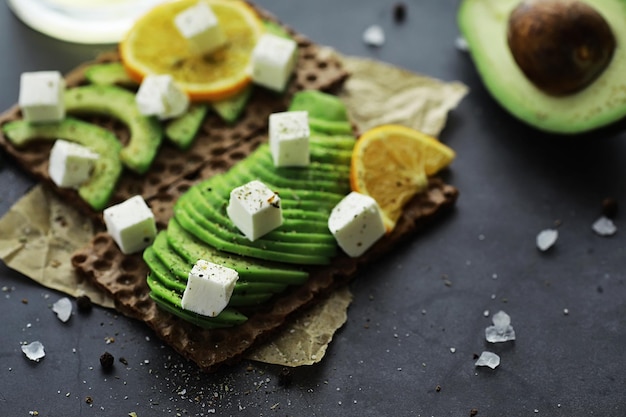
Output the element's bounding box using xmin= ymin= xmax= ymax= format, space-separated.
xmin=458 ymin=0 xmax=626 ymax=134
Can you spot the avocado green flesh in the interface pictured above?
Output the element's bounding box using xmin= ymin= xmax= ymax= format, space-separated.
xmin=188 ymin=185 xmax=334 ymax=239
xmin=1 ymin=117 xmax=123 ymax=211
xmin=145 ymin=245 xmax=284 ymax=304
xmin=165 ymin=218 xmax=309 ymax=284
xmin=165 ymin=103 xmax=209 ymax=150
xmin=211 ymin=85 xmax=253 ymax=124
xmin=458 ymin=0 xmax=626 ymax=134
xmin=84 ymin=62 xmax=137 ymax=87
xmin=145 ymin=90 xmax=355 ymax=327
xmin=289 ymin=90 xmax=350 ymax=122
xmin=64 ymin=84 xmax=163 ymax=174
xmin=147 ymin=275 xmax=248 ymax=329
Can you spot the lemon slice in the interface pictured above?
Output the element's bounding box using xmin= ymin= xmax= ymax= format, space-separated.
xmin=120 ymin=0 xmax=265 ymax=101
xmin=350 ymin=124 xmax=455 ymax=231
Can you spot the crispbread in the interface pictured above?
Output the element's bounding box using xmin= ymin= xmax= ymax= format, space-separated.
xmin=0 ymin=6 xmax=459 ymax=371
xmin=72 ymin=179 xmax=457 ymax=371
xmin=0 ymin=34 xmax=347 ymax=228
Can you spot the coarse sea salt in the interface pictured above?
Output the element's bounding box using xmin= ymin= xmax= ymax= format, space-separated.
xmin=485 ymin=310 xmax=516 ymax=343
xmin=591 ymin=216 xmax=617 ymax=237
xmin=475 ymin=351 xmax=500 ymax=369
xmin=455 ymin=36 xmax=469 ymax=52
xmin=22 ymin=341 xmax=45 ymax=362
xmin=52 ymin=297 xmax=72 ymax=322
xmin=536 ymin=228 xmax=558 ymax=251
xmin=363 ymin=25 xmax=385 ymax=47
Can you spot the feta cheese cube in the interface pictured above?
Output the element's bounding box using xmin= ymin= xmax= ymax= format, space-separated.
xmin=250 ymin=33 xmax=298 ymax=92
xmin=18 ymin=71 xmax=65 ymax=123
xmin=48 ymin=139 xmax=99 ymax=189
xmin=269 ymin=111 xmax=310 ymax=167
xmin=135 ymin=74 xmax=189 ymax=120
xmin=226 ymin=180 xmax=283 ymax=241
xmin=181 ymin=260 xmax=239 ymax=317
xmin=103 ymin=195 xmax=157 ymax=255
xmin=174 ymin=2 xmax=226 ymax=55
xmin=328 ymin=192 xmax=386 ymax=257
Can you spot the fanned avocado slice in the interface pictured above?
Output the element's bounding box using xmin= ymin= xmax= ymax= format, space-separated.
xmin=145 ymin=90 xmax=357 ymax=326
xmin=2 ymin=117 xmax=123 ymax=211
xmin=458 ymin=0 xmax=626 ymax=133
xmin=166 ymin=218 xmax=309 ymax=285
xmin=289 ymin=90 xmax=354 ymax=135
xmin=64 ymin=84 xmax=163 ymax=174
xmin=147 ymin=274 xmax=247 ymax=329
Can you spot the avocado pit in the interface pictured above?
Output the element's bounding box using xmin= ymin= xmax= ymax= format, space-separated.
xmin=507 ymin=0 xmax=616 ymax=96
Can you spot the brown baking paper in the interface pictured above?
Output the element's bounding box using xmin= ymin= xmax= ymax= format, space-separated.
xmin=0 ymin=185 xmax=114 ymax=308
xmin=0 ymin=54 xmax=467 ymax=366
xmin=339 ymin=55 xmax=468 ymax=136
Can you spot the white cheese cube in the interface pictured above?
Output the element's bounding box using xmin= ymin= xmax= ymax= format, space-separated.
xmin=18 ymin=71 xmax=65 ymax=123
xmin=269 ymin=111 xmax=310 ymax=167
xmin=250 ymin=33 xmax=298 ymax=92
xmin=181 ymin=260 xmax=239 ymax=317
xmin=48 ymin=139 xmax=99 ymax=189
xmin=135 ymin=74 xmax=189 ymax=120
xmin=226 ymin=180 xmax=283 ymax=241
xmin=328 ymin=192 xmax=386 ymax=257
xmin=174 ymin=1 xmax=226 ymax=55
xmin=103 ymin=195 xmax=157 ymax=255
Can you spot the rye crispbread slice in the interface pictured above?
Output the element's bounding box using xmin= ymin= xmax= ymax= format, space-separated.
xmin=71 ymin=179 xmax=458 ymax=371
xmin=0 ymin=11 xmax=348 ymax=228
xmin=0 ymin=6 xmax=459 ymax=371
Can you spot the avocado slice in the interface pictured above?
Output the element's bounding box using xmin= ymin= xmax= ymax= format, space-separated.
xmin=458 ymin=0 xmax=626 ymax=134
xmin=64 ymin=84 xmax=163 ymax=174
xmin=2 ymin=117 xmax=123 ymax=211
xmin=164 ymin=103 xmax=209 ymax=150
xmin=289 ymin=90 xmax=354 ymax=135
xmin=84 ymin=62 xmax=137 ymax=88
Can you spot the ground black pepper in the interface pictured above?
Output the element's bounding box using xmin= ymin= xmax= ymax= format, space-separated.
xmin=393 ymin=2 xmax=407 ymax=23
xmin=76 ymin=295 xmax=93 ymax=313
xmin=278 ymin=367 xmax=293 ymax=387
xmin=100 ymin=351 xmax=114 ymax=370
xmin=602 ymin=197 xmax=618 ymax=218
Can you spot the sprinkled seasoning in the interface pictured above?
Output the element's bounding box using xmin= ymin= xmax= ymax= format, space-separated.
xmin=100 ymin=351 xmax=114 ymax=370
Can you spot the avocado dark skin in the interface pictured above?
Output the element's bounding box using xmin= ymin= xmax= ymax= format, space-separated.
xmin=507 ymin=0 xmax=616 ymax=96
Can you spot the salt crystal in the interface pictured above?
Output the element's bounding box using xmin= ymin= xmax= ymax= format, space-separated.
xmin=363 ymin=25 xmax=385 ymax=46
xmin=21 ymin=341 xmax=45 ymax=362
xmin=475 ymin=351 xmax=500 ymax=369
xmin=536 ymin=228 xmax=558 ymax=251
xmin=52 ymin=297 xmax=72 ymax=322
xmin=485 ymin=310 xmax=516 ymax=343
xmin=455 ymin=36 xmax=469 ymax=52
xmin=591 ymin=216 xmax=617 ymax=237
xmin=492 ymin=310 xmax=510 ymax=328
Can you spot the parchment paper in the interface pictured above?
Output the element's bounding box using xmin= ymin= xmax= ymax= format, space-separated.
xmin=0 ymin=54 xmax=467 ymax=366
xmin=339 ymin=56 xmax=468 ymax=136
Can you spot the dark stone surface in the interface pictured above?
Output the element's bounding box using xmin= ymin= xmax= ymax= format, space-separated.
xmin=1 ymin=1 xmax=625 ymax=415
